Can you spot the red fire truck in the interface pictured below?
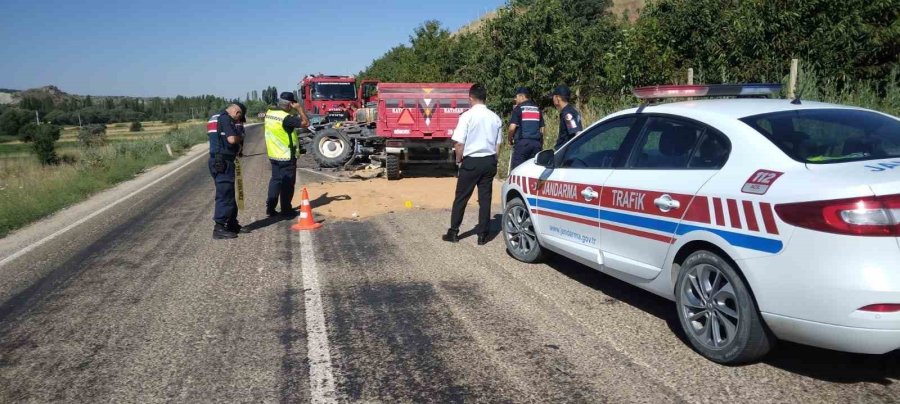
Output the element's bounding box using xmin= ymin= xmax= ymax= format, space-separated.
xmin=299 ymin=74 xmax=378 ymax=123
xmin=302 ymin=81 xmax=472 ymax=180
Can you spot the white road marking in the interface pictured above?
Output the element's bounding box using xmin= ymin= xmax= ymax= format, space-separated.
xmin=298 ymin=231 xmax=337 ymax=403
xmin=0 ymin=150 xmax=209 ymax=269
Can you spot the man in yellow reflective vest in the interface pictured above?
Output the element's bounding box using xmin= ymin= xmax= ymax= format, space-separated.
xmin=265 ymin=92 xmax=310 ymax=217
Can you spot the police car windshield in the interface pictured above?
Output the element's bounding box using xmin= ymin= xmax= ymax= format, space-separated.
xmin=312 ymin=83 xmax=357 ymax=100
xmin=740 ymin=109 xmax=900 ymax=164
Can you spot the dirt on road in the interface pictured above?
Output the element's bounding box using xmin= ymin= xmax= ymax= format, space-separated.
xmin=296 ymin=177 xmax=503 ymax=220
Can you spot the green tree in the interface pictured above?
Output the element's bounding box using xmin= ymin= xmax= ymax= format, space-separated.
xmin=30 ymin=124 xmax=62 ymax=165
xmin=78 ymin=124 xmax=107 ymax=147
xmin=0 ymin=108 xmax=35 ymax=138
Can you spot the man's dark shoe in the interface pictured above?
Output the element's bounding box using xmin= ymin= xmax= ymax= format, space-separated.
xmin=266 ymin=208 xmax=278 ymax=217
xmin=227 ymin=223 xmax=250 ymax=234
xmin=477 ymin=234 xmax=488 ymax=245
xmin=213 ymin=224 xmax=238 ymax=239
xmin=280 ymin=210 xmax=298 ymax=218
xmin=442 ymin=229 xmax=459 ymax=243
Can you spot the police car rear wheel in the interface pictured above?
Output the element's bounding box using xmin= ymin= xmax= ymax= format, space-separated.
xmin=312 ymin=129 xmax=352 ymax=168
xmin=503 ymin=198 xmax=543 ymax=263
xmin=675 ymin=250 xmax=772 ymax=364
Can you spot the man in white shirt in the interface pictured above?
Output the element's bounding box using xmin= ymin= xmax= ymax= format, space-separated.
xmin=443 ymin=84 xmax=503 ymax=245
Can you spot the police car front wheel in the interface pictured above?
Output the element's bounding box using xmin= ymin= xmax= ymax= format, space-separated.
xmin=503 ymin=198 xmax=543 ymax=263
xmin=675 ymin=250 xmax=773 ymax=364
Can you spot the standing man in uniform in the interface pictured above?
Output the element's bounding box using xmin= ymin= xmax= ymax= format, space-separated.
xmin=234 ymin=102 xmax=248 ymax=154
xmin=443 ymin=84 xmax=503 ymax=246
xmin=507 ymin=87 xmax=544 ymax=169
xmin=208 ymin=104 xmax=245 ymax=239
xmin=264 ymin=92 xmax=310 ymax=217
xmin=551 ymin=85 xmax=583 ymax=150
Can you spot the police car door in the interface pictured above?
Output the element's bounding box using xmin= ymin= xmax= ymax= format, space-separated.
xmin=598 ymin=116 xmax=729 ymax=280
xmin=535 ymin=116 xmax=641 ymax=266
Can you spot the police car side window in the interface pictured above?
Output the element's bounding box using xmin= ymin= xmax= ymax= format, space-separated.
xmin=630 ymin=117 xmax=705 ymax=169
xmin=558 ymin=118 xmax=637 ymax=169
xmin=688 ymin=131 xmax=730 ymax=169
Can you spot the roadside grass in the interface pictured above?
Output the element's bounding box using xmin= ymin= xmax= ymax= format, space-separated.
xmin=0 ymin=124 xmax=206 ymax=238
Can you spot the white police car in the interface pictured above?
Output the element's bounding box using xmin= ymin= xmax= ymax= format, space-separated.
xmin=501 ymin=84 xmax=900 ymax=364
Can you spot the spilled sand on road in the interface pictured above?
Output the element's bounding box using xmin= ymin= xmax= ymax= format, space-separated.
xmin=295 ymin=177 xmax=503 ymax=220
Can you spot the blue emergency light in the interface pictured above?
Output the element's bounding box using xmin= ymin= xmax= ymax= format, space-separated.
xmin=632 ymin=84 xmax=783 ymax=99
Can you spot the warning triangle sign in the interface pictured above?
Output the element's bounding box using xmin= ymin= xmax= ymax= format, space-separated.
xmin=398 ymin=109 xmax=415 ymax=125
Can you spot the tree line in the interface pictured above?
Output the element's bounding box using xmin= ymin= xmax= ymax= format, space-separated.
xmin=359 ymin=0 xmax=899 ymax=115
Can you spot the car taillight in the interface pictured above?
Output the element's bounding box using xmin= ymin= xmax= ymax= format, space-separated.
xmin=859 ymin=304 xmax=900 ymax=313
xmin=775 ymin=194 xmax=900 ymax=236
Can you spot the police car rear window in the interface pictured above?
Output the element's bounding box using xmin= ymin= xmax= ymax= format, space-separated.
xmin=740 ymin=109 xmax=900 ymax=164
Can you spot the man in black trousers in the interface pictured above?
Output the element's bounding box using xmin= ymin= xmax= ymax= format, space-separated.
xmin=443 ymin=84 xmax=503 ymax=245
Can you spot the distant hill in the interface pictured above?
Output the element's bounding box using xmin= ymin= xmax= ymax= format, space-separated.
xmin=14 ymin=85 xmax=71 ymax=105
xmin=0 ymin=85 xmax=163 ymax=108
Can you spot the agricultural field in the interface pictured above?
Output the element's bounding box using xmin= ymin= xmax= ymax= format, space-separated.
xmin=0 ymin=122 xmax=207 ymax=237
xmin=0 ymin=120 xmax=203 ymax=160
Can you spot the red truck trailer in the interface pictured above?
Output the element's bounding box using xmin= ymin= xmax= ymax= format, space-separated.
xmin=304 ymin=82 xmax=472 ymax=180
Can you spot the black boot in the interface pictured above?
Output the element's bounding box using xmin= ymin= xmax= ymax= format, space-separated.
xmin=266 ymin=207 xmax=278 ymax=217
xmin=213 ymin=223 xmax=238 ymax=239
xmin=477 ymin=234 xmax=488 ymax=245
xmin=227 ymin=222 xmax=250 ymax=234
xmin=442 ymin=229 xmax=459 ymax=243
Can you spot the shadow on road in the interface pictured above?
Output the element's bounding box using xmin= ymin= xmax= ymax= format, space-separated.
xmin=459 ymin=214 xmax=502 ymax=242
xmin=310 ymin=193 xmax=351 ymax=209
xmin=244 ymin=214 xmax=295 ymax=232
xmin=539 ymin=252 xmax=900 ymax=384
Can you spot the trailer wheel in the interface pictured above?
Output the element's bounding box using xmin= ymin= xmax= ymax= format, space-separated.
xmin=312 ymin=129 xmax=352 ymax=168
xmin=386 ymin=154 xmax=401 ymax=180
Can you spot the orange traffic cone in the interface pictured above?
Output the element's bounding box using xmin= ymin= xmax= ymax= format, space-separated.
xmin=291 ymin=187 xmax=323 ymax=231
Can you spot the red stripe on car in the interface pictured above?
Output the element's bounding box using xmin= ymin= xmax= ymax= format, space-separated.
xmin=712 ymin=198 xmax=725 ymax=226
xmin=727 ymin=199 xmax=742 ymax=229
xmin=760 ymin=202 xmax=779 ymax=234
xmin=683 ymin=196 xmax=711 ymax=224
xmin=533 ymin=209 xmax=599 ymax=226
xmin=743 ymin=200 xmax=760 ymax=232
xmin=600 ymin=222 xmax=675 ymax=244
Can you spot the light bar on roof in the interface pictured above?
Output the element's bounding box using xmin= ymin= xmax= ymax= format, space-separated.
xmin=632 ymin=84 xmax=782 ymax=99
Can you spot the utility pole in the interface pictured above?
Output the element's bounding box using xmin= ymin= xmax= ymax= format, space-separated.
xmin=78 ymin=113 xmax=83 ymax=128
xmin=788 ymin=59 xmax=799 ymax=100
xmin=35 ymin=110 xmax=40 ymax=125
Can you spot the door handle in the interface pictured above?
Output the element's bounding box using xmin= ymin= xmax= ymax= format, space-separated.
xmin=581 ymin=187 xmax=599 ymax=202
xmin=654 ymin=194 xmax=681 ymax=212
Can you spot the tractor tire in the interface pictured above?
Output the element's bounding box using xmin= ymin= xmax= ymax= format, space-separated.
xmin=312 ymin=129 xmax=352 ymax=168
xmin=386 ymin=154 xmax=401 ymax=180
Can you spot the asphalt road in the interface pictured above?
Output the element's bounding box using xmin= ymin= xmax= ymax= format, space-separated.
xmin=0 ymin=125 xmax=897 ymax=403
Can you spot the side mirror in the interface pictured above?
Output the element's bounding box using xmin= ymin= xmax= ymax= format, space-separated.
xmin=535 ymin=149 xmax=555 ymax=168
xmin=300 ymin=86 xmax=307 ymax=100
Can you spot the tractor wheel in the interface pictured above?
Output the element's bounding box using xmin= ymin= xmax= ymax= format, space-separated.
xmin=312 ymin=129 xmax=352 ymax=168
xmin=386 ymin=154 xmax=401 ymax=180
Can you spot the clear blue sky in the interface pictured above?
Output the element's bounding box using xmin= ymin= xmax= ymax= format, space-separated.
xmin=0 ymin=0 xmax=504 ymax=99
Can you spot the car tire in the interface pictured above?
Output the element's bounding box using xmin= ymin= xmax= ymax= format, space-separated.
xmin=386 ymin=154 xmax=401 ymax=180
xmin=503 ymin=198 xmax=543 ymax=263
xmin=675 ymin=250 xmax=773 ymax=364
xmin=312 ymin=129 xmax=352 ymax=168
